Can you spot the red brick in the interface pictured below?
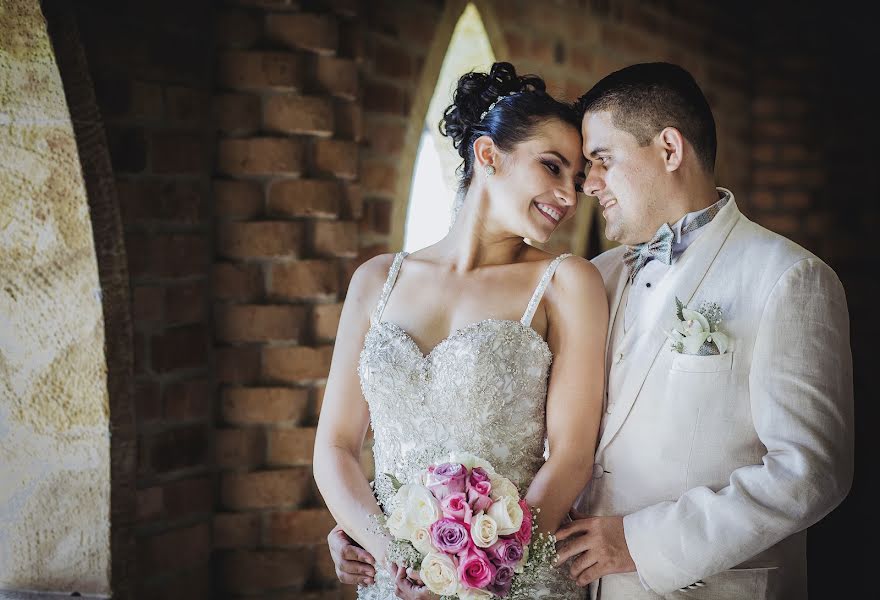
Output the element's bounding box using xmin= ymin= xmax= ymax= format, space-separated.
xmin=751 ymin=191 xmax=777 ymax=210
xmin=214 ymin=512 xmax=261 ymax=549
xmin=341 ymin=184 xmax=363 ymax=219
xmin=138 ymin=523 xmax=211 ymax=578
xmin=360 ymin=199 xmax=392 ymax=236
xmin=136 ymin=486 xmax=163 ymax=522
xmin=361 ymin=161 xmax=398 ymax=195
xmin=221 ymin=387 xmax=309 ymax=425
xmin=221 ymin=549 xmax=312 ymax=594
xmin=217 ymin=137 xmax=305 ymax=176
xmin=134 ymin=331 xmax=147 ymax=375
xmin=334 ymin=100 xmax=363 ymax=141
xmin=338 ymin=18 xmax=365 ymax=62
xmin=752 ymin=144 xmax=776 ymax=163
xmin=781 ymin=144 xmax=814 ymax=162
xmin=117 ymin=179 xmax=204 ymax=226
xmin=315 ymin=56 xmax=359 ymax=100
xmin=753 ymin=168 xmax=799 ymax=186
xmin=130 ymin=80 xmax=164 ymax=119
xmin=267 ymin=179 xmax=341 ymax=218
xmin=218 ymin=50 xmax=302 ymax=91
xmin=265 ymin=508 xmax=335 ymax=546
xmin=216 ymin=427 xmax=264 ymax=469
xmin=363 ymin=81 xmax=408 ymax=115
xmin=126 ymin=232 xmax=210 ymax=279
xmin=268 ymin=260 xmax=339 ymax=301
xmin=163 ymin=476 xmax=213 ymax=520
xmin=313 ymin=139 xmax=358 ymax=179
xmin=165 ymin=281 xmax=206 ymax=324
xmin=262 ymin=345 xmax=334 ymax=382
xmin=214 ymin=92 xmax=261 ymax=134
xmin=165 ymin=86 xmax=211 ymax=124
xmin=313 ymin=547 xmax=341 ymax=588
xmin=753 ymin=97 xmax=779 ymax=116
xmin=313 ymin=221 xmax=358 ymax=257
xmin=133 ymin=285 xmax=164 ymax=323
xmin=328 ymin=0 xmax=358 ymax=17
xmin=215 ymin=8 xmax=262 ymax=48
xmin=372 ymin=38 xmax=412 ymax=78
xmin=214 ymin=179 xmax=264 ymax=219
xmin=365 ymin=118 xmax=405 ymax=155
xmin=313 ymin=384 xmax=326 ymax=420
xmin=263 ymin=94 xmax=334 ymax=136
xmin=313 ymin=303 xmax=342 ymax=341
xmin=213 ymin=262 xmax=263 ymax=301
xmin=217 ymin=221 xmax=304 ymax=259
xmin=265 ymin=13 xmax=338 ymax=55
xmin=215 ymin=304 xmax=305 ymax=343
xmin=221 ymin=468 xmax=311 ymax=509
xmin=781 ymin=191 xmax=810 ymax=209
xmin=762 ymin=214 xmax=799 ymax=234
xmin=144 ymin=424 xmax=212 ymax=474
xmin=163 ymin=379 xmax=212 ymax=422
xmin=216 ymin=345 xmax=262 ymax=384
xmin=505 ymin=30 xmax=527 ymax=59
xmin=151 ymin=325 xmax=209 ymax=373
xmin=151 ymin=131 xmax=210 ymax=174
xmin=266 ymin=427 xmax=317 ymax=466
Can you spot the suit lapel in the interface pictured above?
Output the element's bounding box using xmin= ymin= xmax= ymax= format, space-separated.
xmin=596 ymin=198 xmax=742 ymax=454
xmin=603 ymin=259 xmax=628 ymax=360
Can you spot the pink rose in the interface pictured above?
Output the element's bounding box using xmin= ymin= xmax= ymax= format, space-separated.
xmin=441 ymin=492 xmax=473 ymax=523
xmin=515 ymin=499 xmax=532 ymax=545
xmin=468 ymin=483 xmax=492 ymax=513
xmin=427 ymin=463 xmax=467 ymax=500
xmin=458 ymin=547 xmax=496 ymax=589
xmin=430 ymin=518 xmax=470 ymax=554
xmin=469 ymin=467 xmax=491 ymax=487
xmin=487 ymin=537 xmax=524 ymax=567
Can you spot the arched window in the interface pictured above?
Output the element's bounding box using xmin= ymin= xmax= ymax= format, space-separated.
xmin=403 ymin=4 xmax=495 ymax=252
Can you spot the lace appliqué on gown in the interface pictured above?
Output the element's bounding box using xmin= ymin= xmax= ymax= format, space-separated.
xmin=356 ymin=252 xmax=581 ymax=599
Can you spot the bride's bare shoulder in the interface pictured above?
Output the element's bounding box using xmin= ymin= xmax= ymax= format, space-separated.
xmin=346 ymin=253 xmax=399 ymax=307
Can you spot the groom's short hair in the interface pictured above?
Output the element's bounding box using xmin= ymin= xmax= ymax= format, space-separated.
xmin=576 ymin=62 xmax=717 ymax=173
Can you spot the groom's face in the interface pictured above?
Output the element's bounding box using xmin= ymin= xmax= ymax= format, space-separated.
xmin=581 ymin=110 xmax=665 ymax=245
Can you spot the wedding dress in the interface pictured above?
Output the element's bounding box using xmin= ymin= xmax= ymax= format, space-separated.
xmin=356 ymin=252 xmax=581 ymax=599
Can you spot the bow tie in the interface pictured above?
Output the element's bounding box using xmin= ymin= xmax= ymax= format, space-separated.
xmin=623 ymin=224 xmax=674 ymax=282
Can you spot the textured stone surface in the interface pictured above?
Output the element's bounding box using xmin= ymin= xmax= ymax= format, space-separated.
xmin=0 ymin=0 xmax=110 ymax=593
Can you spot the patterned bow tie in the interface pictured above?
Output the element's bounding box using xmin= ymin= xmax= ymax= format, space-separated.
xmin=623 ymin=195 xmax=730 ymax=282
xmin=623 ymin=223 xmax=675 ymax=282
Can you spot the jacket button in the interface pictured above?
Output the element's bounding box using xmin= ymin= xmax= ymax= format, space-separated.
xmin=592 ymin=463 xmax=605 ymax=479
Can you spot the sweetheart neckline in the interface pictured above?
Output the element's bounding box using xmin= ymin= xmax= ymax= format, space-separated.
xmin=371 ymin=318 xmax=551 ymax=361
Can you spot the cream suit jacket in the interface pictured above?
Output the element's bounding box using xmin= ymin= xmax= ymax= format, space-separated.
xmin=583 ymin=193 xmax=854 ymax=599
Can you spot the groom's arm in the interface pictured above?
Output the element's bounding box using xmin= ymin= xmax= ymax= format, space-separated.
xmin=622 ymin=257 xmax=854 ymax=593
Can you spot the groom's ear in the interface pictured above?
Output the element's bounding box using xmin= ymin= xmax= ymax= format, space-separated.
xmin=657 ymin=126 xmax=684 ymax=172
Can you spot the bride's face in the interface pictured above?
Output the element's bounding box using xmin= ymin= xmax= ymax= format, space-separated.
xmin=486 ymin=119 xmax=586 ymax=244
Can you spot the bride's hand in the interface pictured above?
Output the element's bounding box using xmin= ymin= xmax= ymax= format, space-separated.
xmin=392 ymin=563 xmax=438 ymax=600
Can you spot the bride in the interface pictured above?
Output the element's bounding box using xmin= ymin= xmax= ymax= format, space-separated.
xmin=314 ymin=62 xmax=608 ymax=599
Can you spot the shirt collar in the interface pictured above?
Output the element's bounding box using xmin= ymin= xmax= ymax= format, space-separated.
xmin=670 ymin=189 xmax=731 ymax=252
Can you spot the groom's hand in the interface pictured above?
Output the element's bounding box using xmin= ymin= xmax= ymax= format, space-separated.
xmin=327 ymin=525 xmax=376 ymax=586
xmin=554 ymin=513 xmax=636 ymax=587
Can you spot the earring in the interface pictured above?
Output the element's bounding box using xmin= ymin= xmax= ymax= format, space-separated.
xmin=485 ymin=165 xmax=496 ymax=176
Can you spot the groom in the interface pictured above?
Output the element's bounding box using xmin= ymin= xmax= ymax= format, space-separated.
xmin=326 ymin=62 xmax=854 ymax=599
xmin=551 ymin=62 xmax=853 ymax=599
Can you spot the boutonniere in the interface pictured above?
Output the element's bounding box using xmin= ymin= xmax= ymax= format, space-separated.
xmin=666 ymin=297 xmax=730 ymax=355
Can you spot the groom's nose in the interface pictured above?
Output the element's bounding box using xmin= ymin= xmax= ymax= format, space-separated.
xmin=585 ymin=170 xmax=605 ymax=197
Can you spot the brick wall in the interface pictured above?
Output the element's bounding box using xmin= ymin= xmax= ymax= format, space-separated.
xmin=75 ymin=1 xmax=216 ymax=597
xmin=212 ymin=1 xmax=360 ymax=598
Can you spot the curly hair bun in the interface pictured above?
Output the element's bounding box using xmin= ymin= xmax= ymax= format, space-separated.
xmin=440 ymin=62 xmax=547 ymax=150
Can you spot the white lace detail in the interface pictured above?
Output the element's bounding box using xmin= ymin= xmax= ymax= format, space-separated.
xmin=356 ymin=254 xmax=582 ymax=598
xmin=521 ymin=253 xmax=573 ymax=326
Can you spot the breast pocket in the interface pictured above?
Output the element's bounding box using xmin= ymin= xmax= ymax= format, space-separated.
xmin=671 ymin=351 xmax=734 ymax=373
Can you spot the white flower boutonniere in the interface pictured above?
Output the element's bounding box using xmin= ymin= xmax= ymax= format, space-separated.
xmin=666 ymin=297 xmax=730 ymax=355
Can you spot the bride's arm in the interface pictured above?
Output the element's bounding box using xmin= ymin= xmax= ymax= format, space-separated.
xmin=525 ymin=256 xmax=608 ymax=535
xmin=313 ymin=255 xmax=394 ymax=565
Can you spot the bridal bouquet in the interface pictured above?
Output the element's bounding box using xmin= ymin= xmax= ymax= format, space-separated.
xmin=375 ymin=453 xmax=558 ymax=599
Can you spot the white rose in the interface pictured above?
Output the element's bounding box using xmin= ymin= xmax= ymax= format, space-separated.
xmin=386 ymin=502 xmax=415 ymax=540
xmin=446 ymin=451 xmax=496 ymax=475
xmin=470 ymin=511 xmax=499 ymax=548
xmin=514 ymin=542 xmax=530 ymax=574
xmin=459 ymin=587 xmax=494 ymax=599
xmin=405 ymin=484 xmax=442 ymax=530
xmin=488 ymin=495 xmax=524 ymax=535
xmin=411 ymin=527 xmax=435 ymax=555
xmin=419 ymin=551 xmax=460 ymax=596
xmin=489 ymin=474 xmax=520 ymax=501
